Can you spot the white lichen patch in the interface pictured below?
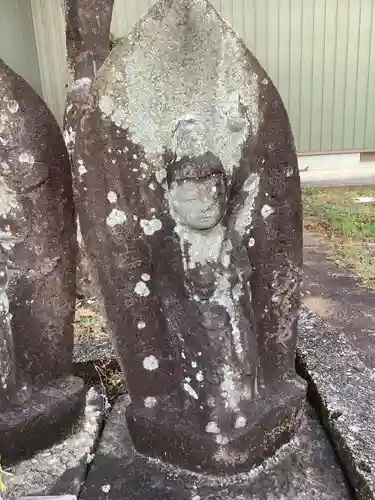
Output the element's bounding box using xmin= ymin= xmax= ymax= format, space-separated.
xmin=205 ymin=421 xmax=220 ymax=434
xmin=7 ymin=100 xmax=19 ymax=113
xmin=18 ymin=152 xmax=34 ymax=165
xmin=196 ymin=371 xmax=204 ymax=382
xmin=261 ymin=204 xmax=275 ymax=220
xmin=191 ymin=361 xmax=197 ymax=368
xmin=216 ymin=435 xmax=229 ymax=445
xmin=174 ymin=223 xmax=225 ymax=270
xmin=234 ymin=415 xmax=247 ymax=429
xmin=78 ymin=160 xmax=87 ymax=176
xmin=220 ymin=365 xmax=242 ymax=411
xmin=140 ymin=218 xmax=162 ymax=235
xmin=248 ymin=237 xmax=255 ymax=247
xmin=210 ymin=274 xmax=243 ymax=359
xmin=134 ymin=281 xmax=150 ymax=297
xmin=137 ymin=321 xmax=146 ymax=329
xmin=107 ymin=191 xmax=118 ymax=203
xmin=0 ymin=176 xmax=20 ymax=217
xmin=0 ymin=280 xmax=13 ymax=390
xmin=94 ymin=0 xmax=263 ymax=176
xmin=64 ymin=126 xmax=76 ymax=152
xmin=220 ymin=239 xmax=233 ymax=268
xmin=145 ymin=396 xmax=157 ymax=408
xmin=99 ymin=95 xmax=115 ymax=116
xmin=143 ymin=355 xmax=159 ymax=371
xmin=183 ymin=382 xmax=199 ymax=400
xmin=101 ymin=484 xmax=111 ymax=494
xmin=106 ymin=208 xmax=127 ymax=227
xmin=235 ymin=174 xmax=260 ymax=237
xmin=141 ymin=273 xmax=150 ymax=281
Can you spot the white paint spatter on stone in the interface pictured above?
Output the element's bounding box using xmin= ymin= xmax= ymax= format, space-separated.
xmin=143 ymin=355 xmax=159 ymax=371
xmin=234 ymin=415 xmax=247 ymax=429
xmin=235 ymin=174 xmax=260 ymax=237
xmin=261 ymin=204 xmax=275 ymax=220
xmin=183 ymin=382 xmax=199 ymax=400
xmin=107 ymin=191 xmax=118 ymax=203
xmin=0 ymin=176 xmax=20 ymax=217
xmin=137 ymin=321 xmax=146 ymax=330
xmin=106 ymin=208 xmax=127 ymax=227
xmin=18 ymin=152 xmax=35 ymax=165
xmin=96 ymin=1 xmax=262 ymax=176
xmin=145 ymin=396 xmax=157 ymax=408
xmin=205 ymin=421 xmax=220 ymax=434
xmin=134 ymin=281 xmax=150 ymax=297
xmin=7 ymin=100 xmax=19 ymax=114
xmin=140 ymin=218 xmax=162 ymax=236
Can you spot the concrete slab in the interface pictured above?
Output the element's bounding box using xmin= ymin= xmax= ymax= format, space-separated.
xmin=302 ymin=230 xmax=375 ymax=369
xmin=298 ymin=309 xmax=375 ymax=500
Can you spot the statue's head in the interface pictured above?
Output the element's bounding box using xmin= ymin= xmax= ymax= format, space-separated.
xmin=166 ymin=118 xmax=228 ymax=230
xmin=167 ymin=152 xmax=228 ymax=230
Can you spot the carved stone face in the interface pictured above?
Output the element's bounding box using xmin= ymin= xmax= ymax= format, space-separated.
xmin=168 ymin=154 xmax=227 ymax=230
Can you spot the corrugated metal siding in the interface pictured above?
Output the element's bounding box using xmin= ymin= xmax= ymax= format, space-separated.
xmin=17 ymin=0 xmax=375 ymax=152
xmin=110 ymin=0 xmax=375 ymax=153
xmin=30 ymin=0 xmax=68 ymax=126
xmin=0 ymin=0 xmax=42 ymax=95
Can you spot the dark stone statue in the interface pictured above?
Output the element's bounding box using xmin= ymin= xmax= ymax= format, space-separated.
xmin=0 ymin=58 xmax=85 ymax=465
xmin=63 ymin=0 xmax=115 ymax=297
xmin=74 ymin=0 xmax=306 ymax=474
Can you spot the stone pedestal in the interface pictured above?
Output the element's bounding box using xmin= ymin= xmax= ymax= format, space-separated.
xmin=0 ymin=376 xmax=85 ymax=466
xmin=127 ymin=378 xmax=305 ymax=475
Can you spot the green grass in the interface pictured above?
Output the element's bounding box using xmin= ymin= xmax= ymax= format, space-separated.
xmin=303 ymin=186 xmax=375 ymax=285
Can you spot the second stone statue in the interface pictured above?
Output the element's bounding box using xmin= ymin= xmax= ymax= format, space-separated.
xmin=74 ymin=0 xmax=306 ymax=474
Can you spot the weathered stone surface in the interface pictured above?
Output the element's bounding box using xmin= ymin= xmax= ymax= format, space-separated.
xmin=75 ymin=0 xmax=305 ymax=473
xmin=0 ymin=58 xmax=85 ymax=463
xmin=64 ymin=0 xmax=115 ymax=298
xmin=5 ymin=388 xmax=106 ymax=499
xmin=80 ymin=395 xmax=351 ymax=500
xmin=298 ymin=308 xmax=375 ymax=500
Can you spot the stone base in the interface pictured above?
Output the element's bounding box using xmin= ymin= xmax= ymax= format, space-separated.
xmin=5 ymin=387 xmax=106 ymax=499
xmin=80 ymin=395 xmax=351 ymax=500
xmin=0 ymin=376 xmax=86 ymax=466
xmin=127 ymin=378 xmax=306 ymax=475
